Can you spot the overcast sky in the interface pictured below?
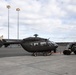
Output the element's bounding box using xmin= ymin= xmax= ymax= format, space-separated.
xmin=0 ymin=0 xmax=76 ymax=42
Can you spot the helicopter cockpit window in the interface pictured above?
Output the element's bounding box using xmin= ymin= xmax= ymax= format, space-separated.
xmin=51 ymin=41 xmax=56 ymax=44
xmin=48 ymin=41 xmax=52 ymax=45
xmin=34 ymin=43 xmax=38 ymax=46
xmin=30 ymin=42 xmax=39 ymax=46
xmin=30 ymin=43 xmax=33 ymax=46
xmin=40 ymin=42 xmax=46 ymax=46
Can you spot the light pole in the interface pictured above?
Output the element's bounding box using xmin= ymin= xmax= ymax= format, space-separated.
xmin=16 ymin=8 xmax=20 ymax=39
xmin=6 ymin=5 xmax=11 ymax=39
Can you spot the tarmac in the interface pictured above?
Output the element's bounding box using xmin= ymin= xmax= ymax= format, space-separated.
xmin=0 ymin=46 xmax=76 ymax=75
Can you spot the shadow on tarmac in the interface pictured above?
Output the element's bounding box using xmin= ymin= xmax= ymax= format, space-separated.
xmin=0 ymin=53 xmax=32 ymax=58
xmin=0 ymin=47 xmax=32 ymax=58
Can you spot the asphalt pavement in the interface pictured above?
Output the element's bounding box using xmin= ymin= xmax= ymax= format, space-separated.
xmin=0 ymin=46 xmax=76 ymax=75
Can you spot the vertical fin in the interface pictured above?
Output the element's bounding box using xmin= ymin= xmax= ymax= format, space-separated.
xmin=0 ymin=35 xmax=3 ymax=41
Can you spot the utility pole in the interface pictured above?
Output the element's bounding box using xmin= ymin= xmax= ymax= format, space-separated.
xmin=6 ymin=5 xmax=11 ymax=39
xmin=16 ymin=8 xmax=20 ymax=39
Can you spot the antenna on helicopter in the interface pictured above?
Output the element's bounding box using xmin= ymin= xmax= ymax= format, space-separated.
xmin=48 ymin=37 xmax=50 ymax=40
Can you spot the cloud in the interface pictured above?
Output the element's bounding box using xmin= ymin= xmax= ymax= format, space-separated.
xmin=0 ymin=0 xmax=76 ymax=42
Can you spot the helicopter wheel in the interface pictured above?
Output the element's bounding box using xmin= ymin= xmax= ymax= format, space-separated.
xmin=43 ymin=52 xmax=52 ymax=56
xmin=63 ymin=50 xmax=71 ymax=55
xmin=32 ymin=52 xmax=37 ymax=56
xmin=63 ymin=50 xmax=67 ymax=55
xmin=74 ymin=51 xmax=76 ymax=55
xmin=47 ymin=51 xmax=52 ymax=56
xmin=43 ymin=52 xmax=47 ymax=56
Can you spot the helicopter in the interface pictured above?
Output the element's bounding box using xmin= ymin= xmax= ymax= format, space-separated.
xmin=0 ymin=34 xmax=58 ymax=56
xmin=63 ymin=42 xmax=76 ymax=55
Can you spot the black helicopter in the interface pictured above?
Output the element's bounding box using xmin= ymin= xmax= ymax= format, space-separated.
xmin=63 ymin=42 xmax=76 ymax=55
xmin=0 ymin=34 xmax=58 ymax=56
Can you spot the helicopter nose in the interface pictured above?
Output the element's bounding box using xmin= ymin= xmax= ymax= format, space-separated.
xmin=54 ymin=44 xmax=58 ymax=48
